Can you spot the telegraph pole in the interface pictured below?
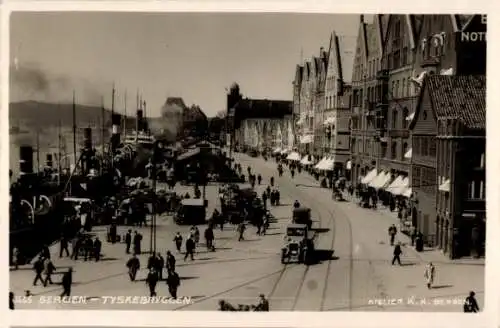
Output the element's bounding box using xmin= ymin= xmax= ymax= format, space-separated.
xmin=72 ymin=90 xmax=77 ymax=173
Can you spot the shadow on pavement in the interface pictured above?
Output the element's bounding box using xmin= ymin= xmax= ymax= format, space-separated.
xmin=399 ymin=262 xmax=417 ymax=267
xmin=432 ymin=284 xmax=454 ymax=289
xmin=313 ymin=228 xmax=330 ymax=234
xmin=98 ymin=257 xmax=120 ymax=262
xmin=263 ymin=232 xmax=283 ymax=236
xmin=180 ymin=276 xmax=198 ymax=281
xmin=196 ymin=257 xmax=215 ymax=261
xmin=309 ymin=249 xmax=336 ymax=264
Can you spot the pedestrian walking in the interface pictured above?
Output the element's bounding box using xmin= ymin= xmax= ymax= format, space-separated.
xmin=125 ymin=230 xmax=132 ymax=254
xmin=12 ymin=246 xmax=20 ymax=270
xmin=43 ymin=257 xmax=56 ymax=287
xmin=59 ymin=235 xmax=70 ymax=258
xmin=424 ymin=262 xmax=435 ymax=289
xmin=93 ymin=237 xmax=102 ymax=262
xmin=60 ymin=268 xmax=73 ymax=297
xmin=71 ymin=237 xmax=80 ymax=260
xmin=204 ymin=226 xmax=215 ymax=251
xmin=32 ymin=257 xmax=44 ymax=286
xmin=257 ymin=174 xmax=262 ymax=185
xmin=166 ymin=270 xmax=181 ymax=299
xmin=156 ymin=254 xmax=165 ymax=281
xmin=148 ymin=252 xmax=157 ymax=271
xmin=133 ymin=231 xmax=143 ymax=255
xmin=464 ymin=291 xmax=480 ymax=313
xmin=174 ymin=232 xmax=183 ymax=252
xmin=84 ymin=237 xmax=93 ymax=261
xmin=126 ymin=254 xmax=140 ymax=281
xmin=255 ymin=294 xmax=269 ymax=311
xmin=293 ymin=200 xmax=300 ymax=209
xmin=146 ymin=268 xmax=158 ymax=297
xmin=291 ymin=169 xmax=295 ymax=178
xmin=194 ymin=226 xmax=200 ymax=245
xmin=392 ymin=242 xmax=402 ymax=266
xmin=270 ymin=176 xmax=275 ymax=186
xmin=388 ymin=224 xmax=397 ymax=246
xmin=237 ymin=222 xmax=246 ymax=241
xmin=410 ymin=226 xmax=417 ymax=246
xmin=166 ymin=251 xmax=176 ymax=275
xmin=184 ymin=236 xmax=195 ymax=261
xmin=262 ymin=191 xmax=268 ymax=209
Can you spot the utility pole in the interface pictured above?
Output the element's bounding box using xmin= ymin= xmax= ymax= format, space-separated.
xmin=101 ymin=96 xmax=105 ymax=174
xmin=123 ymin=89 xmax=127 ymax=135
xmin=72 ymin=90 xmax=77 ymax=173
xmin=57 ymin=117 xmax=61 ymax=185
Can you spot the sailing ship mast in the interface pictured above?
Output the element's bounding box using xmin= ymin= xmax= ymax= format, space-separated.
xmin=123 ymin=90 xmax=127 ymax=136
xmin=57 ymin=118 xmax=61 ymax=185
xmin=36 ymin=128 xmax=40 ymax=174
xmin=72 ymin=91 xmax=77 ymax=173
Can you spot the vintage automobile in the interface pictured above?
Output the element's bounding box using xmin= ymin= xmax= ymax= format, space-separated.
xmin=281 ymin=223 xmax=315 ymax=264
xmin=174 ymin=198 xmax=206 ymax=225
xmin=292 ymin=207 xmax=313 ymax=229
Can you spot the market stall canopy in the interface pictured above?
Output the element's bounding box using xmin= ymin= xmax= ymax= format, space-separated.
xmin=385 ymin=175 xmax=404 ymax=195
xmin=286 ymin=151 xmax=301 ymax=161
xmin=402 ymin=188 xmax=413 ymax=198
xmin=316 ymin=157 xmax=334 ymax=171
xmin=314 ymin=157 xmax=328 ymax=170
xmin=369 ymin=171 xmax=391 ymax=189
xmin=393 ymin=177 xmax=410 ymax=196
xmin=273 ymin=147 xmax=282 ymax=154
xmin=280 ymin=149 xmax=290 ymax=155
xmin=361 ymin=168 xmax=378 ymax=184
xmin=300 ymin=155 xmax=314 ymax=165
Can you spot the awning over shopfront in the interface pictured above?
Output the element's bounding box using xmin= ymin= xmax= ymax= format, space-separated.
xmin=346 ymin=160 xmax=352 ymax=170
xmin=280 ymin=149 xmax=290 ymax=155
xmin=300 ymin=134 xmax=313 ymax=144
xmin=439 ymin=179 xmax=451 ymax=192
xmin=300 ymin=155 xmax=314 ymax=165
xmin=402 ymin=188 xmax=413 ymax=198
xmin=361 ymin=168 xmax=378 ymax=184
xmin=404 ymin=148 xmax=412 ymax=159
xmin=323 ymin=117 xmax=336 ymax=126
xmin=386 ymin=175 xmax=404 ymax=195
xmin=314 ymin=157 xmax=327 ymax=170
xmin=286 ymin=151 xmax=301 ymax=161
xmin=369 ymin=171 xmax=392 ymax=189
xmin=273 ymin=147 xmax=282 ymax=154
xmin=317 ymin=157 xmax=334 ymax=171
xmin=406 ymin=112 xmax=415 ymax=121
xmin=393 ymin=177 xmax=410 ymax=196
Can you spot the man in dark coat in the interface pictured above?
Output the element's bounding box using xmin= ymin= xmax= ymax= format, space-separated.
xmin=204 ymin=226 xmax=214 ymax=251
xmin=173 ymin=232 xmax=183 ymax=252
xmin=147 ymin=252 xmax=157 ymax=271
xmin=388 ymin=224 xmax=397 ymax=246
xmin=93 ymin=237 xmax=102 ymax=262
xmin=184 ymin=236 xmax=195 ymax=261
xmin=60 ymin=268 xmax=73 ymax=297
xmin=156 ymin=254 xmax=165 ymax=281
xmin=392 ymin=242 xmax=402 ymax=266
xmin=32 ymin=257 xmax=44 ymax=286
xmin=125 ymin=230 xmax=132 ymax=254
xmin=126 ymin=254 xmax=140 ymax=281
xmin=146 ymin=268 xmax=158 ymax=297
xmin=133 ymin=231 xmax=142 ymax=255
xmin=166 ymin=251 xmax=176 ymax=275
xmin=166 ymin=270 xmax=181 ymax=299
xmin=261 ymin=191 xmax=268 ymax=209
xmin=84 ymin=237 xmax=94 ymax=261
xmin=464 ymin=291 xmax=480 ymax=312
xmin=59 ymin=234 xmax=70 ymax=258
xmin=43 ymin=257 xmax=56 ymax=287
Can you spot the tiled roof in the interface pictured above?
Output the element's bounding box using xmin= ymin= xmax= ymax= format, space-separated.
xmin=427 ymin=75 xmax=486 ymax=130
xmin=236 ymin=99 xmax=292 ymax=119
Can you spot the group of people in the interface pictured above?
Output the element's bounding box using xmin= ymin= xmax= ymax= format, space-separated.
xmin=30 ymin=245 xmax=73 ymax=297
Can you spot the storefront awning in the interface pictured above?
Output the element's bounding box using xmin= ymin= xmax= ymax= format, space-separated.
xmin=346 ymin=160 xmax=352 ymax=170
xmin=280 ymin=149 xmax=290 ymax=155
xmin=300 ymin=134 xmax=313 ymax=144
xmin=286 ymin=151 xmax=301 ymax=161
xmin=369 ymin=172 xmax=392 ymax=189
xmin=323 ymin=117 xmax=336 ymax=126
xmin=318 ymin=157 xmax=334 ymax=171
xmin=300 ymin=155 xmax=314 ymax=165
xmin=361 ymin=168 xmax=378 ymax=184
xmin=439 ymin=179 xmax=450 ymax=192
xmin=314 ymin=157 xmax=328 ymax=170
xmin=402 ymin=187 xmax=413 ymax=198
xmin=406 ymin=112 xmax=415 ymax=121
xmin=404 ymin=148 xmax=412 ymax=159
xmin=273 ymin=147 xmax=282 ymax=154
xmin=392 ymin=177 xmax=410 ymax=196
xmin=386 ymin=175 xmax=404 ymax=195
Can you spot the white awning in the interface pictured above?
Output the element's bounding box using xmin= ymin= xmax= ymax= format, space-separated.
xmin=404 ymin=148 xmax=412 ymax=159
xmin=300 ymin=134 xmax=313 ymax=144
xmin=286 ymin=151 xmax=301 ymax=161
xmin=273 ymin=147 xmax=282 ymax=154
xmin=300 ymin=155 xmax=314 ymax=165
xmin=346 ymin=160 xmax=352 ymax=170
xmin=439 ymin=179 xmax=450 ymax=192
xmin=386 ymin=175 xmax=404 ymax=195
xmin=361 ymin=168 xmax=378 ymax=184
xmin=392 ymin=177 xmax=410 ymax=196
xmin=323 ymin=117 xmax=336 ymax=126
xmin=280 ymin=149 xmax=290 ymax=155
xmin=402 ymin=188 xmax=413 ymax=198
xmin=314 ymin=157 xmax=328 ymax=170
xmin=318 ymin=157 xmax=335 ymax=171
xmin=369 ymin=172 xmax=391 ymax=189
xmin=406 ymin=112 xmax=415 ymax=121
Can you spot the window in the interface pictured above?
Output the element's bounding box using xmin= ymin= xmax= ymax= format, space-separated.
xmin=413 ymin=166 xmax=421 ymax=188
xmin=413 ymin=136 xmax=420 ymax=155
xmin=402 ymin=79 xmax=406 ymax=98
xmin=422 ymin=137 xmax=429 ymax=156
xmin=351 ymin=137 xmax=356 ymax=153
xmin=402 ymin=107 xmax=409 ymax=128
xmin=392 ymin=110 xmax=398 ymax=129
xmin=423 ymin=110 xmax=428 ymax=120
xmin=381 ymin=143 xmax=388 ymax=158
xmin=402 ymin=142 xmax=408 ymax=160
xmin=402 ymin=47 xmax=408 ymax=65
xmin=394 ymin=51 xmax=400 ymax=69
xmin=467 ymin=180 xmax=485 ymax=199
xmin=395 ymin=80 xmax=399 ymax=98
xmin=429 ymin=137 xmax=437 ymax=157
xmin=358 ymin=139 xmax=363 ymax=153
xmin=391 ymin=142 xmax=397 ymax=159
xmin=388 ymin=54 xmax=393 ymax=70
xmin=407 ymin=77 xmax=412 ymax=96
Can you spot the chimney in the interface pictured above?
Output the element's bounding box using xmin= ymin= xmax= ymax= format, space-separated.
xmin=83 ymin=127 xmax=92 ymax=150
xmin=46 ymin=154 xmax=53 ymax=168
xmin=19 ymin=146 xmax=34 ymax=175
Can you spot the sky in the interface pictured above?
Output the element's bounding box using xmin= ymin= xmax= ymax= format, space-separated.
xmin=10 ymin=12 xmax=361 ymax=117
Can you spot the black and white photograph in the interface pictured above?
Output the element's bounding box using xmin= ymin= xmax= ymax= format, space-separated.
xmin=8 ymin=11 xmax=488 ymax=316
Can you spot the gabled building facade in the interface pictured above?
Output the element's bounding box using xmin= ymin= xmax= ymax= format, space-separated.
xmin=350 ymin=15 xmax=384 ymax=182
xmin=410 ymin=75 xmax=485 ymax=259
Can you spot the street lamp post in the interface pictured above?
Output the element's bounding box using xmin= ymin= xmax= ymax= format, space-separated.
xmin=149 ymin=140 xmax=162 ymax=254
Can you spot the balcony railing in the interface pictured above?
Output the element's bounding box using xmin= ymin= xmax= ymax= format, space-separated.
xmin=376 ymin=69 xmax=390 ymax=81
